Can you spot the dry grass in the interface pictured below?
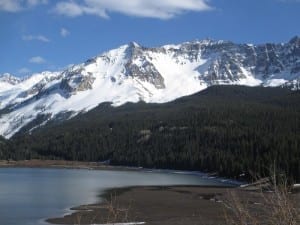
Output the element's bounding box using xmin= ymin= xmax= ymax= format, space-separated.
xmin=71 ymin=192 xmax=133 ymax=225
xmin=104 ymin=192 xmax=132 ymax=224
xmin=224 ymin=175 xmax=300 ymax=225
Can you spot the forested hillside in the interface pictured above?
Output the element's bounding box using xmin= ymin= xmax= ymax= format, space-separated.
xmin=0 ymin=136 xmax=10 ymax=159
xmin=1 ymin=86 xmax=300 ymax=181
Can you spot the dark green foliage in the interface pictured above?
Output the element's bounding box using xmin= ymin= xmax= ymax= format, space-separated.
xmin=0 ymin=136 xmax=12 ymax=160
xmin=4 ymin=86 xmax=300 ymax=181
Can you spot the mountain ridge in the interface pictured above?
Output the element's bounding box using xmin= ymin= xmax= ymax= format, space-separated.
xmin=0 ymin=36 xmax=299 ymax=138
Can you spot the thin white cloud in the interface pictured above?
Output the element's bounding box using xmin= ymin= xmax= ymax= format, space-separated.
xmin=29 ymin=56 xmax=46 ymax=64
xmin=0 ymin=0 xmax=22 ymax=12
xmin=22 ymin=35 xmax=50 ymax=42
xmin=60 ymin=28 xmax=70 ymax=37
xmin=27 ymin=0 xmax=48 ymax=7
xmin=54 ymin=0 xmax=212 ymax=19
xmin=0 ymin=0 xmax=47 ymax=12
xmin=18 ymin=67 xmax=31 ymax=75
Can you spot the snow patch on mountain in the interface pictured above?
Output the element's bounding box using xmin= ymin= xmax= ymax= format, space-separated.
xmin=0 ymin=37 xmax=299 ymax=138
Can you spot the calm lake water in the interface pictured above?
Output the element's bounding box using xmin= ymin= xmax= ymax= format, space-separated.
xmin=0 ymin=168 xmax=238 ymax=225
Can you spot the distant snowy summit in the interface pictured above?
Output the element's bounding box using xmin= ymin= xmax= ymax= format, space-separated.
xmin=0 ymin=73 xmax=21 ymax=91
xmin=0 ymin=36 xmax=299 ymax=138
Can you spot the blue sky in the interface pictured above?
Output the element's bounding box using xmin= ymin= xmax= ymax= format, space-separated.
xmin=0 ymin=0 xmax=299 ymax=77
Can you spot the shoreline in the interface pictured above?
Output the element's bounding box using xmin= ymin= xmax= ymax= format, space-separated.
xmin=46 ymin=185 xmax=300 ymax=225
xmin=0 ymin=159 xmax=253 ymax=225
xmin=46 ymin=185 xmax=236 ymax=225
xmin=0 ymin=159 xmax=243 ymax=185
xmin=2 ymin=160 xmax=299 ymax=225
xmin=0 ymin=159 xmax=142 ymax=171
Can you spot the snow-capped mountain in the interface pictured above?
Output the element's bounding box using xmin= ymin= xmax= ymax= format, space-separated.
xmin=0 ymin=73 xmax=21 ymax=90
xmin=0 ymin=37 xmax=299 ymax=138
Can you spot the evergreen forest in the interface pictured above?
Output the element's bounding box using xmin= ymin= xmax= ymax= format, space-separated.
xmin=1 ymin=86 xmax=299 ymax=182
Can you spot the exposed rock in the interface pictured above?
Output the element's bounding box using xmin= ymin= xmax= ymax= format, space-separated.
xmin=60 ymin=69 xmax=96 ymax=95
xmin=125 ymin=44 xmax=166 ymax=89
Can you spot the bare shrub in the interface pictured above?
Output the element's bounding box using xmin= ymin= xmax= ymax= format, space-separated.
xmin=224 ymin=175 xmax=299 ymax=225
xmin=104 ymin=192 xmax=132 ymax=224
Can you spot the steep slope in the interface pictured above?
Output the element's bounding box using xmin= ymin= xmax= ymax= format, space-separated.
xmin=9 ymin=86 xmax=300 ymax=181
xmin=0 ymin=37 xmax=299 ymax=138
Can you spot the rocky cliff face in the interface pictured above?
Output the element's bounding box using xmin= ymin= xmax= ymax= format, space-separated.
xmin=60 ymin=69 xmax=96 ymax=95
xmin=0 ymin=37 xmax=299 ymax=138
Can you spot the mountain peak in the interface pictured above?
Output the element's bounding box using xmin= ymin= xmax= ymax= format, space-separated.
xmin=289 ymin=35 xmax=300 ymax=45
xmin=0 ymin=73 xmax=14 ymax=79
xmin=129 ymin=41 xmax=141 ymax=48
xmin=0 ymin=37 xmax=299 ymax=139
xmin=191 ymin=38 xmax=230 ymax=46
xmin=0 ymin=73 xmax=20 ymax=85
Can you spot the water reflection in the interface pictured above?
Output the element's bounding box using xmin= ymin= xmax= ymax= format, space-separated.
xmin=0 ymin=168 xmax=237 ymax=225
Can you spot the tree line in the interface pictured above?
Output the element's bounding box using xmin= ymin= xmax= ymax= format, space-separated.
xmin=1 ymin=86 xmax=299 ymax=182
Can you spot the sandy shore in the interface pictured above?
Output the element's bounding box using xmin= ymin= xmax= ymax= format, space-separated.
xmin=46 ymin=185 xmax=300 ymax=225
xmin=46 ymin=186 xmax=231 ymax=225
xmin=47 ymin=184 xmax=300 ymax=225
